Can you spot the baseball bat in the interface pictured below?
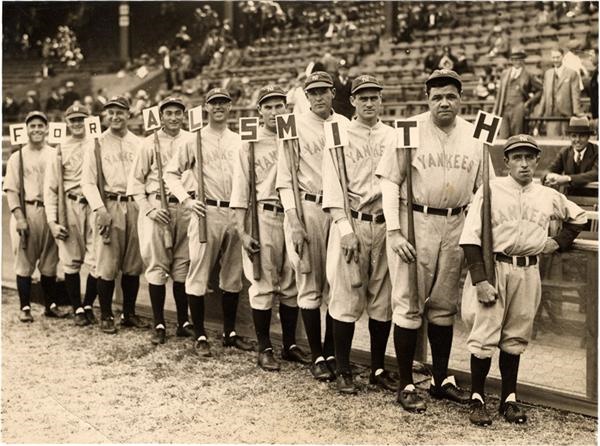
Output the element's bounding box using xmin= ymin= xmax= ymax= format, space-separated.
xmin=56 ymin=143 xmax=68 ymax=232
xmin=248 ymin=141 xmax=261 ymax=281
xmin=18 ymin=147 xmax=27 ymax=250
xmin=196 ymin=129 xmax=207 ymax=243
xmin=403 ymin=146 xmax=419 ymax=316
xmin=154 ymin=131 xmax=173 ymax=249
xmin=482 ymin=143 xmax=495 ymax=286
xmin=283 ymin=139 xmax=311 ymax=274
xmin=94 ymin=138 xmax=111 ymax=244
xmin=332 ymin=146 xmax=362 ymax=289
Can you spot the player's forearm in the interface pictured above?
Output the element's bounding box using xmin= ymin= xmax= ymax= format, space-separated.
xmin=380 ymin=178 xmax=401 ymax=231
xmin=81 ymin=184 xmax=105 ymax=211
xmin=279 ymin=188 xmax=296 ymax=212
xmin=6 ymin=191 xmax=22 ymax=213
xmin=461 ymin=244 xmax=487 ymax=284
xmin=164 ymin=171 xmax=189 ymax=203
xmin=232 ymin=207 xmax=248 ymax=236
xmin=553 ymin=223 xmax=585 ymax=251
xmin=132 ymin=194 xmax=153 ymax=216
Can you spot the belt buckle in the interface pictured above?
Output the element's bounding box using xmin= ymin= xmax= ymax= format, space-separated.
xmin=524 ymin=256 xmax=530 ymax=267
xmin=356 ymin=211 xmax=364 ymax=221
xmin=423 ymin=205 xmax=429 ymax=215
xmin=447 ymin=208 xmax=452 ymax=217
xmin=512 ymin=256 xmax=518 ymax=268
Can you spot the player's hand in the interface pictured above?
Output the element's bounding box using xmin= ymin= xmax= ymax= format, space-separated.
xmin=148 ymin=208 xmax=171 ymax=225
xmin=340 ymin=232 xmax=360 ymax=264
xmin=49 ymin=221 xmax=69 ymax=241
xmin=183 ymin=197 xmax=206 ymax=218
xmin=287 ymin=212 xmax=309 ymax=258
xmin=388 ymin=230 xmax=416 ymax=263
xmin=554 ymin=174 xmax=571 ymax=185
xmin=15 ymin=216 xmax=29 ymax=238
xmin=542 ymin=238 xmax=560 ymax=254
xmin=241 ymin=233 xmax=260 ymax=258
xmin=95 ymin=207 xmax=112 ymax=236
xmin=475 ymin=281 xmax=498 ymax=306
xmin=544 ymin=173 xmax=559 ymax=186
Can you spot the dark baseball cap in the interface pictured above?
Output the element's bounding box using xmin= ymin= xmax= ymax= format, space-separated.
xmin=104 ymin=95 xmax=130 ymax=110
xmin=257 ymin=85 xmax=287 ymax=105
xmin=159 ymin=96 xmax=186 ymax=112
xmin=351 ymin=75 xmax=383 ymax=95
xmin=425 ymin=69 xmax=463 ymax=92
xmin=65 ymin=104 xmax=89 ymax=119
xmin=304 ymin=71 xmax=334 ymax=91
xmin=205 ymin=88 xmax=231 ymax=103
xmin=25 ymin=111 xmax=48 ymax=125
xmin=503 ymin=134 xmax=541 ymax=155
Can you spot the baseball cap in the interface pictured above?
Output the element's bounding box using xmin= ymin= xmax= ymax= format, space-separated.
xmin=304 ymin=71 xmax=334 ymax=91
xmin=65 ymin=104 xmax=89 ymax=119
xmin=66 ymin=81 xmax=75 ymax=88
xmin=205 ymin=88 xmax=231 ymax=103
xmin=25 ymin=111 xmax=48 ymax=125
xmin=159 ymin=96 xmax=186 ymax=112
xmin=351 ymin=75 xmax=383 ymax=95
xmin=567 ymin=116 xmax=592 ymax=134
xmin=104 ymin=95 xmax=130 ymax=110
xmin=425 ymin=69 xmax=463 ymax=92
xmin=510 ymin=46 xmax=527 ymax=59
xmin=257 ymin=85 xmax=287 ymax=105
xmin=503 ymin=134 xmax=541 ymax=155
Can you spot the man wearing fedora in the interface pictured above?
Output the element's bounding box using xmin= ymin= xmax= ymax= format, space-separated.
xmin=494 ymin=47 xmax=542 ymax=139
xmin=544 ymin=116 xmax=598 ymax=197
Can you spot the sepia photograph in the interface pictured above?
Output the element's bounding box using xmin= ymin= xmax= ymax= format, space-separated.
xmin=1 ymin=0 xmax=598 ymax=444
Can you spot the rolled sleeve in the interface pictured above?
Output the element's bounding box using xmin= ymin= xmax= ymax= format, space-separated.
xmin=81 ymin=140 xmax=105 ymax=211
xmin=164 ymin=139 xmax=195 ymax=204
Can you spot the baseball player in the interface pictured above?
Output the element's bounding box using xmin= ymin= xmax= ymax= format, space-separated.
xmin=460 ymin=134 xmax=586 ymax=426
xmin=164 ymin=88 xmax=253 ymax=357
xmin=4 ymin=111 xmax=63 ymax=321
xmin=322 ymin=75 xmax=399 ymax=394
xmin=81 ymin=96 xmax=147 ymax=334
xmin=276 ymin=71 xmax=350 ymax=382
xmin=230 ymin=85 xmax=309 ymax=371
xmin=44 ymin=104 xmax=98 ymax=326
xmin=127 ymin=97 xmax=196 ymax=345
xmin=376 ymin=69 xmax=485 ymax=412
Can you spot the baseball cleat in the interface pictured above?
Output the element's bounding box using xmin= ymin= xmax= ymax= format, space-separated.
xmin=195 ymin=338 xmax=212 ymax=357
xmin=151 ymin=327 xmax=166 ymax=345
xmin=44 ymin=306 xmax=69 ymax=318
xmin=281 ymin=345 xmax=311 ymax=364
xmin=74 ymin=312 xmax=90 ymax=326
xmin=429 ymin=382 xmax=471 ymax=405
xmin=336 ymin=372 xmax=357 ymax=395
xmin=120 ymin=314 xmax=150 ymax=329
xmin=325 ymin=356 xmax=337 ymax=375
xmin=469 ymin=399 xmax=493 ymax=426
xmin=499 ymin=401 xmax=527 ymax=424
xmin=223 ymin=333 xmax=254 ymax=351
xmin=84 ymin=308 xmax=97 ymax=324
xmin=397 ymin=388 xmax=427 ymax=413
xmin=310 ymin=360 xmax=335 ymax=381
xmin=19 ymin=309 xmax=34 ymax=323
xmin=176 ymin=322 xmax=195 ymax=338
xmin=369 ymin=370 xmax=399 ymax=392
xmin=258 ymin=349 xmax=281 ymax=371
xmin=100 ymin=317 xmax=117 ymax=334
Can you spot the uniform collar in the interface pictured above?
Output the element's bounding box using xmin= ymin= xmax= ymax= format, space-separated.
xmin=259 ymin=125 xmax=277 ymax=137
xmin=506 ymin=174 xmax=534 ymax=192
xmin=351 ymin=118 xmax=381 ymax=131
xmin=308 ymin=108 xmax=335 ymax=122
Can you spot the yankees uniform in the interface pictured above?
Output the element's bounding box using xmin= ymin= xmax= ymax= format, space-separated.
xmin=81 ymin=96 xmax=146 ymax=334
xmin=44 ymin=105 xmax=98 ymax=326
xmin=276 ymin=71 xmax=350 ymax=381
xmin=460 ymin=135 xmax=586 ymax=426
xmin=4 ymin=111 xmax=62 ymax=322
xmin=230 ymin=85 xmax=309 ymax=371
xmin=322 ymin=75 xmax=397 ymax=394
xmin=127 ymin=97 xmax=196 ymax=345
xmin=164 ymin=88 xmax=252 ymax=356
xmin=376 ymin=70 xmax=483 ymax=412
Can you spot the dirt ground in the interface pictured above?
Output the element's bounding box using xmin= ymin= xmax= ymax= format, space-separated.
xmin=1 ymin=288 xmax=597 ymax=445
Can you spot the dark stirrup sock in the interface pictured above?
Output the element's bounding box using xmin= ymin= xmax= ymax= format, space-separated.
xmin=369 ymin=318 xmax=392 ymax=372
xmin=393 ymin=324 xmax=418 ymax=389
xmin=172 ymin=281 xmax=189 ymax=326
xmin=499 ymin=350 xmax=520 ymax=402
xmin=252 ymin=308 xmax=273 ymax=352
xmin=427 ymin=323 xmax=454 ymax=386
xmin=333 ymin=318 xmax=355 ymax=374
xmin=82 ymin=274 xmax=97 ymax=308
xmin=40 ymin=275 xmax=57 ymax=309
xmin=279 ymin=304 xmax=299 ymax=350
xmin=221 ymin=291 xmax=239 ymax=335
xmin=148 ymin=283 xmax=166 ymax=327
xmin=16 ymin=275 xmax=32 ymax=309
xmin=470 ymin=354 xmax=492 ymax=398
xmin=97 ymin=278 xmax=115 ymax=319
xmin=301 ymin=308 xmax=323 ymax=361
xmin=188 ymin=294 xmax=206 ymax=338
xmin=323 ymin=311 xmax=335 ymax=358
xmin=121 ymin=274 xmax=140 ymax=317
xmin=64 ymin=272 xmax=82 ymax=311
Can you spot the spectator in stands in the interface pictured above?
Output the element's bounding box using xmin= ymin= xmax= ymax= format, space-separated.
xmin=2 ymin=92 xmax=20 ymax=122
xmin=45 ymin=88 xmax=63 ymax=121
xmin=539 ymin=47 xmax=583 ymax=136
xmin=474 ymin=77 xmax=491 ymax=100
xmin=453 ymin=46 xmax=470 ymax=75
xmin=394 ymin=17 xmax=413 ymax=43
xmin=437 ymin=46 xmax=458 ymax=71
xmin=585 ymin=50 xmax=598 ymax=126
xmin=544 ymin=116 xmax=598 ymax=197
xmin=535 ymin=2 xmax=558 ymax=30
xmin=563 ymin=39 xmax=588 ymax=91
xmin=486 ymin=25 xmax=510 ymax=58
xmin=494 ymin=47 xmax=543 ymax=139
xmin=175 ymin=26 xmax=191 ymax=49
xmin=332 ymin=59 xmax=354 ymax=119
xmin=62 ymin=81 xmax=80 ymax=110
xmin=21 ymin=90 xmax=41 ymax=114
xmin=158 ymin=45 xmax=174 ymax=91
xmin=286 ymin=72 xmax=310 ymax=114
xmin=83 ymin=95 xmax=95 ymax=115
xmin=424 ymin=46 xmax=442 ymax=74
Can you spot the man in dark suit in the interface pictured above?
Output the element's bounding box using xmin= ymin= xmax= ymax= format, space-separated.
xmin=332 ymin=60 xmax=354 ymax=119
xmin=494 ymin=47 xmax=542 ymax=139
xmin=544 ymin=116 xmax=598 ymax=197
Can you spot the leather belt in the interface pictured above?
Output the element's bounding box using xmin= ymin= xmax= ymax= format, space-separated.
xmin=105 ymin=192 xmax=134 ymax=202
xmin=154 ymin=193 xmax=179 ymax=204
xmin=206 ymin=198 xmax=230 ymax=207
xmin=495 ymin=253 xmax=538 ymax=267
xmin=67 ymin=193 xmax=88 ymax=204
xmin=25 ymin=200 xmax=44 ymax=207
xmin=350 ymin=209 xmax=385 ymax=224
xmin=260 ymin=202 xmax=284 ymax=214
xmin=412 ymin=203 xmax=466 ymax=217
xmin=302 ymin=192 xmax=323 ymax=204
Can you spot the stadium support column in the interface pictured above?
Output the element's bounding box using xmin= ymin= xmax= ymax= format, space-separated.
xmin=119 ymin=2 xmax=130 ymax=64
xmin=384 ymin=2 xmax=396 ymax=37
xmin=224 ymin=1 xmax=234 ymax=30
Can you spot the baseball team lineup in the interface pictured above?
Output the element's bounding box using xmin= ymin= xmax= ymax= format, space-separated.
xmin=4 ymin=68 xmax=589 ymax=427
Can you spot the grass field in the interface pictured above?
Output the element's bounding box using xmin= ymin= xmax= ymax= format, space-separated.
xmin=1 ymin=288 xmax=596 ymax=444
